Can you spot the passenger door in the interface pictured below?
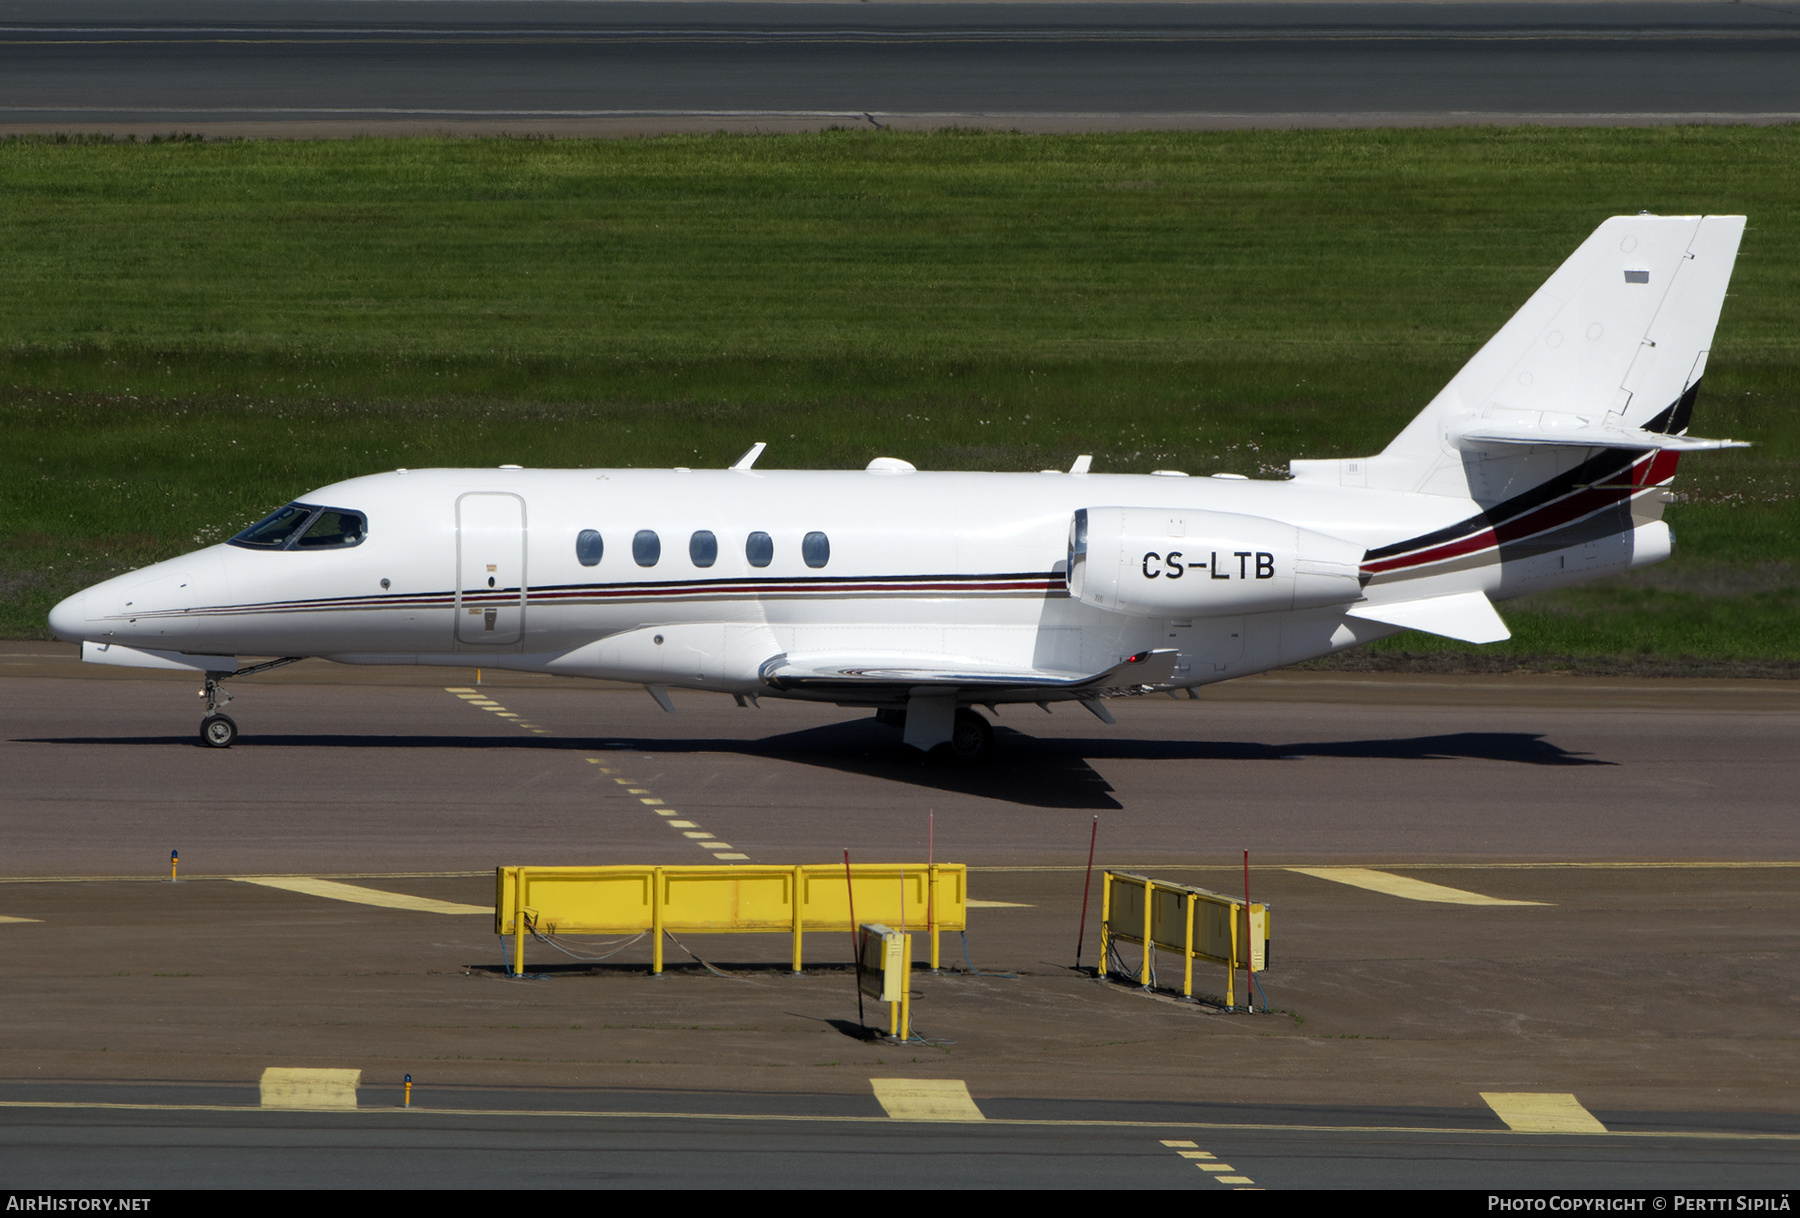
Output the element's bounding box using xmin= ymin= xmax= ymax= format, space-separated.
xmin=455 ymin=493 xmax=526 ymax=646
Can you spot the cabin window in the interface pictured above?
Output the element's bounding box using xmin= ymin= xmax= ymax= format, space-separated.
xmin=228 ymin=503 xmax=318 ymax=550
xmin=293 ymin=508 xmax=367 ymax=550
xmin=576 ymin=530 xmax=603 ymax=567
xmin=633 ymin=530 xmax=661 ymax=567
xmin=689 ymin=530 xmax=718 ymax=568
xmin=745 ymin=531 xmax=773 ymax=568
xmin=803 ymin=531 xmax=830 ymax=568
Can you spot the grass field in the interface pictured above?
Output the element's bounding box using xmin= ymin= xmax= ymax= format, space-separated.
xmin=2 ymin=128 xmax=1795 ymax=665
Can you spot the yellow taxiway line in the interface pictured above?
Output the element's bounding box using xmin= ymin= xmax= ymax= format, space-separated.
xmin=0 ymin=1100 xmax=1791 ymax=1141
xmin=1287 ymin=867 xmax=1551 ymax=906
xmin=233 ymin=876 xmax=488 ymax=915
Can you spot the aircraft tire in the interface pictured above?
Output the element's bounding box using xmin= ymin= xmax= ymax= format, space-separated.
xmin=199 ymin=713 xmax=238 ymax=748
xmin=940 ymin=709 xmax=994 ymax=764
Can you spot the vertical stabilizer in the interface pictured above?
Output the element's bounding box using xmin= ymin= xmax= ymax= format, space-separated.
xmin=1311 ymin=215 xmax=1746 ymax=500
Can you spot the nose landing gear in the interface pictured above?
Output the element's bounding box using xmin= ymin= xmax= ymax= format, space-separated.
xmin=200 ymin=711 xmax=238 ymax=748
xmin=195 ymin=657 xmax=304 ymax=748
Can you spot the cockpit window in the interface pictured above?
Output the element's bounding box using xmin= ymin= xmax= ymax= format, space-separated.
xmin=228 ymin=503 xmax=367 ymax=551
xmin=294 ymin=509 xmax=367 ymax=549
xmin=228 ymin=503 xmax=317 ymax=550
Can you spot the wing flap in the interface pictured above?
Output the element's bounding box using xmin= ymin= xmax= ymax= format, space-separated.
xmin=759 ymin=648 xmax=1179 ymax=694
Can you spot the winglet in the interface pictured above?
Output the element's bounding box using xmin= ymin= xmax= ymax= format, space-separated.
xmin=1345 ymin=591 xmax=1511 ymax=644
xmin=731 ymin=442 xmax=767 ymax=470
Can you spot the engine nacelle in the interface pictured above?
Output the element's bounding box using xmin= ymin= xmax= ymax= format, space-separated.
xmin=1067 ymin=507 xmax=1366 ymax=618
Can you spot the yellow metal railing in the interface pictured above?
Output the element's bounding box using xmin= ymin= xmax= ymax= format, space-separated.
xmin=495 ymin=863 xmax=966 ymax=977
xmin=1098 ymin=871 xmax=1270 ymax=1007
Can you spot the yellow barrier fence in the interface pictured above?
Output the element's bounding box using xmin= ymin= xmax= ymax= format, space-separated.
xmin=495 ymin=863 xmax=966 ymax=976
xmin=1098 ymin=871 xmax=1270 ymax=1008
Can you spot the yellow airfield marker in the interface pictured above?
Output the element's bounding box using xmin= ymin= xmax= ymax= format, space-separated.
xmin=236 ymin=877 xmax=487 ymax=915
xmin=870 ymin=1079 xmax=986 ymax=1122
xmin=1288 ymin=867 xmax=1550 ymax=906
xmin=1482 ymin=1093 xmax=1608 ymax=1133
xmin=260 ymin=1067 xmax=361 ymax=1110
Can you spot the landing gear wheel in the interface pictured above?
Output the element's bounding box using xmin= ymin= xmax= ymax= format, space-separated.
xmin=199 ymin=713 xmax=238 ymax=748
xmin=942 ymin=708 xmax=995 ymax=764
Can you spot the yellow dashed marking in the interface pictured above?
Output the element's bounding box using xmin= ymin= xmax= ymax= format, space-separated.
xmin=260 ymin=1067 xmax=359 ymax=1110
xmin=1482 ymin=1093 xmax=1607 ymax=1133
xmin=449 ymin=696 xmax=743 ymax=862
xmin=579 ymin=739 xmax=748 ymax=864
xmin=1160 ymin=1140 xmax=1251 ymax=1186
xmin=0 ymin=916 xmax=42 ymax=924
xmin=236 ymin=877 xmax=487 ymax=915
xmin=1288 ymin=867 xmax=1550 ymax=907
xmin=444 ymin=687 xmax=476 ymax=693
xmin=870 ymin=1079 xmax=985 ymax=1122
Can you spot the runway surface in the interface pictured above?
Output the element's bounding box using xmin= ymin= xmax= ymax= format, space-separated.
xmin=3 ymin=1 xmax=1799 ymax=134
xmin=1 ymin=645 xmax=1796 ymax=1186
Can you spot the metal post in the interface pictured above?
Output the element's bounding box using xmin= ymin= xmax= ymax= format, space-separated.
xmin=1097 ymin=871 xmax=1112 ymax=979
xmin=1244 ymin=850 xmax=1255 ymax=1013
xmin=928 ymin=814 xmax=939 ymax=972
xmin=1226 ymin=903 xmax=1237 ymax=1010
xmin=651 ymin=868 xmax=664 ymax=975
xmin=791 ymin=865 xmax=804 ymax=974
xmin=1074 ymin=816 xmax=1098 ymax=970
xmin=512 ymin=868 xmax=526 ymax=977
xmin=846 ymin=850 xmax=863 ymax=1026
xmin=1140 ymin=878 xmax=1154 ymax=990
xmin=1183 ymin=890 xmax=1195 ymax=999
xmin=900 ymin=933 xmax=912 ymax=1041
xmin=927 ymin=864 xmax=940 ymax=972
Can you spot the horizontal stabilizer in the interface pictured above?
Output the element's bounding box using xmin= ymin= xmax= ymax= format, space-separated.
xmin=1454 ymin=419 xmax=1747 ymax=453
xmin=760 ymin=648 xmax=1178 ymax=693
xmin=82 ymin=641 xmax=239 ymax=672
xmin=1345 ymin=591 xmax=1511 ymax=645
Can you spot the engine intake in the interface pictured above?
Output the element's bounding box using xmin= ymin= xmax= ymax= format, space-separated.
xmin=1068 ymin=506 xmax=1365 ymax=618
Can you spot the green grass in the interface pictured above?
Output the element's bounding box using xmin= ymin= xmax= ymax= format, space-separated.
xmin=2 ymin=127 xmax=1796 ymax=660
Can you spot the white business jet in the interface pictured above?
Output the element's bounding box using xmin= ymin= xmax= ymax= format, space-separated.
xmin=49 ymin=215 xmax=1747 ymax=759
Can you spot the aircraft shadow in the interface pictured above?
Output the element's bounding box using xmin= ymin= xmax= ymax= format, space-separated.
xmin=20 ymin=722 xmax=1609 ymax=811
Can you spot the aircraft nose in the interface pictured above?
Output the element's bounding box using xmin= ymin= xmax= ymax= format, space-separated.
xmin=47 ymin=589 xmax=89 ymax=641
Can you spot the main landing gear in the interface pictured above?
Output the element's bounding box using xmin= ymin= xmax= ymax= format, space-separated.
xmin=196 ymin=657 xmax=304 ymax=748
xmin=875 ymin=705 xmax=996 ymax=763
xmin=942 ymin=708 xmax=995 ymax=764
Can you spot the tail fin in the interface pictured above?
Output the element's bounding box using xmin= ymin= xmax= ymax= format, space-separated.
xmin=1295 ymin=215 xmax=1746 ymax=499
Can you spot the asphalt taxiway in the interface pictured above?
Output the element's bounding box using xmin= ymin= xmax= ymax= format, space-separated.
xmin=3 ymin=1 xmax=1798 ymax=136
xmin=1 ymin=643 xmax=1796 ymax=1186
